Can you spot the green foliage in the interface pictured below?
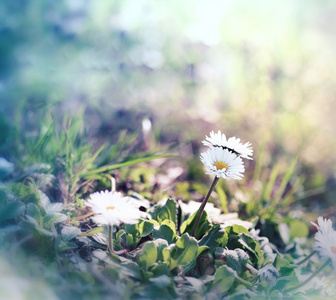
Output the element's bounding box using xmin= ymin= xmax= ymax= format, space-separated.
xmin=0 ymin=129 xmax=328 ymax=299
xmin=5 ymin=113 xmax=170 ymax=204
xmin=212 ymin=265 xmax=237 ymax=293
xmin=223 ymin=249 xmax=249 ymax=275
xmin=0 ymin=177 xmax=330 ymax=299
xmin=138 ymin=241 xmax=158 ymax=270
xmin=150 ymin=199 xmax=177 ymax=226
xmin=198 ymin=224 xmax=228 ymax=251
xmin=180 ymin=210 xmax=210 ymax=239
xmin=0 ymin=199 xmax=25 ymax=223
xmin=163 ymin=233 xmax=198 ymax=270
xmin=152 ymin=222 xmax=177 ymax=244
xmin=238 ymin=233 xmax=264 ymax=268
xmin=242 ymin=156 xmax=302 ymax=221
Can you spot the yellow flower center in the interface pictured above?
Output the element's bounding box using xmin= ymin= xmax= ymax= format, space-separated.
xmin=106 ymin=206 xmax=116 ymax=210
xmin=214 ymin=161 xmax=228 ymax=170
xmin=331 ymin=246 xmax=336 ymax=254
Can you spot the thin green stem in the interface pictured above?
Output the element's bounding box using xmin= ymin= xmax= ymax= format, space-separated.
xmin=108 ymin=224 xmax=128 ymax=255
xmin=111 ymin=176 xmax=116 ymax=193
xmin=296 ymin=251 xmax=317 ymax=266
xmin=246 ymin=263 xmax=258 ymax=275
xmin=266 ymin=288 xmax=271 ymax=300
xmin=284 ymin=258 xmax=330 ymax=293
xmin=235 ymin=276 xmax=253 ymax=289
xmin=192 ymin=177 xmax=220 ymax=237
xmin=108 ymin=225 xmax=114 ymax=253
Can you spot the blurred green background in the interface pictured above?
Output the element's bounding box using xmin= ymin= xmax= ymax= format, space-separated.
xmin=1 ymin=0 xmax=336 ymax=191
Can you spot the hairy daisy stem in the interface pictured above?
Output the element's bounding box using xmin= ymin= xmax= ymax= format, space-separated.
xmin=284 ymin=258 xmax=330 ymax=293
xmin=296 ymin=251 xmax=317 ymax=266
xmin=192 ymin=176 xmax=220 ymax=237
xmin=108 ymin=225 xmax=114 ymax=253
xmin=108 ymin=224 xmax=128 ymax=255
xmin=246 ymin=263 xmax=258 ymax=275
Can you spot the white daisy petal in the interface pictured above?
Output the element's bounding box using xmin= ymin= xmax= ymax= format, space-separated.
xmin=85 ymin=191 xmax=144 ymax=226
xmin=202 ymin=130 xmax=227 ymax=148
xmin=202 ymin=130 xmax=253 ymax=160
xmin=200 ymin=147 xmax=245 ymax=180
xmin=311 ymin=217 xmax=336 ymax=267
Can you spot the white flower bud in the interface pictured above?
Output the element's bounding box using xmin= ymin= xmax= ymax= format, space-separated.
xmin=258 ymin=264 xmax=279 ymax=287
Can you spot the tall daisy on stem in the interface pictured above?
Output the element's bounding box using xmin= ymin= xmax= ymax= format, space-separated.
xmin=85 ymin=190 xmax=143 ymax=255
xmin=191 ymin=131 xmax=252 ymax=237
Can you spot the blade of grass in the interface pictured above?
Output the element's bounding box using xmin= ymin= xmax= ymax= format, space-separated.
xmin=96 ymin=130 xmax=137 ymax=167
xmin=83 ymin=154 xmax=172 ymax=177
xmin=271 ymin=156 xmax=298 ymax=207
xmin=263 ymin=164 xmax=279 ymax=201
xmin=69 ymin=145 xmax=106 ymax=194
xmin=216 ymin=183 xmax=229 ymax=214
xmin=252 ymin=142 xmax=265 ymax=183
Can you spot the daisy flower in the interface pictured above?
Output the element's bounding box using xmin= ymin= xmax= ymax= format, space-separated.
xmin=258 ymin=264 xmax=279 ymax=287
xmin=202 ymin=130 xmax=253 ymax=160
xmin=200 ymin=147 xmax=245 ymax=180
xmin=85 ymin=191 xmax=143 ymax=226
xmin=311 ymin=216 xmax=336 ymax=266
xmin=202 ymin=130 xmax=228 ymax=148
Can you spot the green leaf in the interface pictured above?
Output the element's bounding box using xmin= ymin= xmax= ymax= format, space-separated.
xmin=38 ymin=190 xmax=51 ymax=212
xmin=125 ymin=220 xmax=154 ymax=238
xmin=185 ymin=277 xmax=205 ymax=294
xmin=225 ymin=224 xmax=249 ymax=235
xmin=198 ymin=224 xmax=227 ymax=251
xmin=152 ymin=224 xmax=176 ymax=244
xmin=61 ymin=226 xmax=81 ymax=242
xmin=151 ymin=262 xmax=170 ymax=277
xmin=43 ymin=212 xmax=67 ymax=228
xmin=161 ymin=219 xmax=176 ymax=234
xmin=80 ymin=226 xmax=104 ymax=236
xmin=162 ymin=233 xmax=198 ymax=270
xmin=0 ymin=201 xmax=25 ymax=222
xmin=224 ymin=249 xmax=249 ymax=275
xmin=180 ymin=210 xmax=210 ymax=239
xmin=183 ymin=245 xmax=209 ymax=273
xmin=124 ymin=220 xmax=154 ymax=247
xmin=57 ymin=241 xmax=78 ymax=252
xmin=213 ymin=265 xmax=237 ymax=293
xmin=273 ymin=275 xmax=300 ymax=291
xmin=119 ymin=231 xmax=134 ymax=249
xmin=153 ymin=238 xmax=169 ymax=261
xmin=8 ymin=183 xmax=40 ymax=205
xmin=19 ymin=219 xmax=54 ymax=238
xmin=138 ymin=220 xmax=155 ymax=237
xmin=138 ymin=241 xmax=158 ymax=270
xmin=149 ymin=275 xmax=172 ymax=288
xmin=273 ymin=253 xmax=296 ymax=277
xmin=26 ymin=203 xmax=41 ymax=222
xmin=39 ymin=190 xmax=64 ymax=214
xmin=238 ymin=233 xmax=264 ymax=267
xmin=151 ymin=199 xmax=177 ymax=225
xmin=147 ymin=219 xmax=160 ymax=227
xmin=119 ymin=260 xmax=142 ymax=280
